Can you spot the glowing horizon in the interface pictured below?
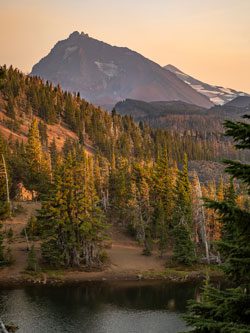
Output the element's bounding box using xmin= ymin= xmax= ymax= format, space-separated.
xmin=0 ymin=0 xmax=249 ymax=93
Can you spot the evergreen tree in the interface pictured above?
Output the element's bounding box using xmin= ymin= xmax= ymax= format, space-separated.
xmin=152 ymin=152 xmax=175 ymax=254
xmin=155 ymin=200 xmax=167 ymax=257
xmin=172 ymin=222 xmax=196 ymax=265
xmin=139 ymin=173 xmax=152 ymax=254
xmin=0 ymin=66 xmax=6 ymax=89
xmin=127 ymin=179 xmax=141 ymax=237
xmin=6 ymin=96 xmax=16 ymax=119
xmin=39 ymin=152 xmax=107 ymax=268
xmin=128 ymin=163 xmax=153 ymax=253
xmin=25 ymin=216 xmax=39 ymax=240
xmin=186 ymin=279 xmax=250 ymax=333
xmin=49 ymin=138 xmax=58 ymax=173
xmin=38 ymin=121 xmax=48 ymax=147
xmin=24 ymin=119 xmax=50 ymax=195
xmin=185 ymin=116 xmax=250 ymax=332
xmin=26 ymin=118 xmax=44 ymax=172
xmin=27 ymin=244 xmax=39 ymax=272
xmin=172 ymin=154 xmax=196 ymax=265
xmin=108 ymin=157 xmax=131 ymax=225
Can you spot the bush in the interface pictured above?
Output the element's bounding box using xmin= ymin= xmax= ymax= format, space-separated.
xmin=98 ymin=250 xmax=109 ymax=264
xmin=41 ymin=239 xmax=63 ymax=268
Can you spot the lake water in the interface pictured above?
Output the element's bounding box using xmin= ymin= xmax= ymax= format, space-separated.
xmin=0 ymin=281 xmax=198 ymax=333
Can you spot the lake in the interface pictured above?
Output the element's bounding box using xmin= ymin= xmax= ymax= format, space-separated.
xmin=0 ymin=281 xmax=198 ymax=333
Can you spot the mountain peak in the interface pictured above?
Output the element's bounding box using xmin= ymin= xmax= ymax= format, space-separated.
xmin=31 ymin=33 xmax=213 ymax=109
xmin=68 ymin=31 xmax=89 ymax=39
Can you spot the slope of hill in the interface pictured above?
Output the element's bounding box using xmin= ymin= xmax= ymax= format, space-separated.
xmin=31 ymin=31 xmax=212 ymax=109
xmin=165 ymin=64 xmax=248 ymax=105
xmin=1 ymin=66 xmax=222 ymax=164
xmin=0 ymin=104 xmax=78 ymax=151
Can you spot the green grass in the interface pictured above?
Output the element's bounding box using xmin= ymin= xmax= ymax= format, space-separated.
xmin=22 ymin=269 xmax=65 ymax=282
xmin=142 ymin=264 xmax=224 ymax=280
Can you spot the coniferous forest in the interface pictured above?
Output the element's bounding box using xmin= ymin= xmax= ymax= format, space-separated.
xmin=0 ymin=64 xmax=249 ymax=332
xmin=0 ymin=65 xmax=249 ymax=267
xmin=1 ymin=0 xmax=250 ymax=330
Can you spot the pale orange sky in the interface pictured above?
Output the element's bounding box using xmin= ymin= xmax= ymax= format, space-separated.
xmin=0 ymin=0 xmax=250 ymax=93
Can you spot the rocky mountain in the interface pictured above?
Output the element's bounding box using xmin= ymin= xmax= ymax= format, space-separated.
xmin=31 ymin=31 xmax=212 ymax=109
xmin=165 ymin=64 xmax=248 ymax=105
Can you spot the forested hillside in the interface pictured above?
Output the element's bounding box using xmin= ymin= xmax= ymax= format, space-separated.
xmin=115 ymin=98 xmax=248 ymax=138
xmin=1 ymin=66 xmax=244 ymax=166
xmin=0 ymin=66 xmax=249 ymax=270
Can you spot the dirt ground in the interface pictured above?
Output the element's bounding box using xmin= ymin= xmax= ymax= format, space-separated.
xmin=0 ymin=202 xmax=166 ymax=285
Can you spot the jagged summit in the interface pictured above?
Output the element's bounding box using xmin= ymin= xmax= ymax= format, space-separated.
xmin=31 ymin=32 xmax=213 ymax=109
xmin=69 ymin=31 xmax=89 ymax=39
xmin=69 ymin=31 xmax=80 ymax=38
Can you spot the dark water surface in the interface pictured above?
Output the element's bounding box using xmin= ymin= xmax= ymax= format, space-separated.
xmin=0 ymin=281 xmax=198 ymax=333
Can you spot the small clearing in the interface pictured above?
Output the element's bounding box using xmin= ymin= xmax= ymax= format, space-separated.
xmin=0 ymin=202 xmax=166 ymax=285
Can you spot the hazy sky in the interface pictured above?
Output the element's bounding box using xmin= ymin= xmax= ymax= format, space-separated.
xmin=0 ymin=0 xmax=250 ymax=92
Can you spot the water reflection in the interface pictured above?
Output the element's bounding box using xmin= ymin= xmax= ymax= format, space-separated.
xmin=0 ymin=281 xmax=198 ymax=333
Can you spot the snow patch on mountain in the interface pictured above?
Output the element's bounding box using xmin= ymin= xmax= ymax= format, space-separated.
xmin=219 ymin=87 xmax=235 ymax=95
xmin=63 ymin=46 xmax=78 ymax=60
xmin=210 ymin=97 xmax=225 ymax=105
xmin=94 ymin=61 xmax=118 ymax=78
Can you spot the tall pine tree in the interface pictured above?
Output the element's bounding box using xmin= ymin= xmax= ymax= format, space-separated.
xmin=152 ymin=152 xmax=175 ymax=255
xmin=39 ymin=152 xmax=107 ymax=268
xmin=25 ymin=119 xmax=50 ymax=196
xmin=185 ymin=115 xmax=250 ymax=332
xmin=172 ymin=154 xmax=196 ymax=265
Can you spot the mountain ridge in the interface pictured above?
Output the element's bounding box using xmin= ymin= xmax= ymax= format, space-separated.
xmin=164 ymin=64 xmax=249 ymax=105
xmin=114 ymin=97 xmax=247 ymax=134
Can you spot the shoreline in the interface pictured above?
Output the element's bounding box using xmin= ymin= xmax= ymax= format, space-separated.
xmin=0 ymin=268 xmax=224 ymax=288
xmin=0 ymin=202 xmax=224 ymax=289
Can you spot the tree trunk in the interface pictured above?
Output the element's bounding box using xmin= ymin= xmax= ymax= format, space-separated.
xmin=193 ymin=173 xmax=210 ymax=264
xmin=1 ymin=154 xmax=11 ymax=215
